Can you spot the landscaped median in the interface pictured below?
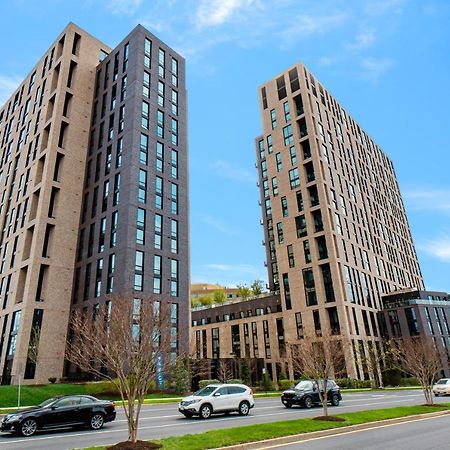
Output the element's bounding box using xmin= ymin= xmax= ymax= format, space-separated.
xmin=79 ymin=404 xmax=450 ymax=450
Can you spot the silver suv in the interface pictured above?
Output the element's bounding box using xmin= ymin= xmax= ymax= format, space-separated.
xmin=178 ymin=384 xmax=254 ymax=419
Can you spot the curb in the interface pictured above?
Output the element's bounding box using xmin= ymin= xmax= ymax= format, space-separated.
xmin=214 ymin=410 xmax=450 ymax=449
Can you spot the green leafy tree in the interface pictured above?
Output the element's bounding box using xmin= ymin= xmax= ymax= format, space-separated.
xmin=212 ymin=289 xmax=226 ymax=304
xmin=237 ymin=284 xmax=252 ymax=301
xmin=250 ymin=280 xmax=265 ymax=296
xmin=239 ymin=359 xmax=251 ymax=385
xmin=198 ymin=294 xmax=213 ymax=307
xmin=173 ymin=356 xmax=191 ymax=393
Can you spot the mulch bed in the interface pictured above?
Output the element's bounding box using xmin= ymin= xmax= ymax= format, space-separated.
xmin=313 ymin=416 xmax=346 ymax=422
xmin=106 ymin=441 xmax=161 ymax=450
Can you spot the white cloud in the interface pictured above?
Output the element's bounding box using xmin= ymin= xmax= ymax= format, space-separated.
xmin=209 ymin=159 xmax=256 ymax=183
xmin=0 ymin=75 xmax=22 ymax=107
xmin=419 ymin=235 xmax=450 ymax=263
xmin=346 ymin=29 xmax=375 ymax=50
xmin=199 ymin=214 xmax=239 ymax=236
xmin=404 ymin=189 xmax=450 ymax=213
xmin=191 ymin=263 xmax=267 ymax=286
xmin=195 ymin=0 xmax=257 ymax=29
xmin=207 ymin=263 xmax=260 ymax=274
xmin=279 ymin=12 xmax=348 ymax=43
xmin=365 ymin=0 xmax=407 ymax=16
xmin=318 ymin=56 xmax=337 ymax=67
xmin=360 ymin=57 xmax=394 ymax=82
xmin=107 ymin=0 xmax=142 ymax=15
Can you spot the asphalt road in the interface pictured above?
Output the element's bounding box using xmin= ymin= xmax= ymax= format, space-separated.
xmin=254 ymin=413 xmax=450 ymax=449
xmin=0 ymin=390 xmax=447 ymax=450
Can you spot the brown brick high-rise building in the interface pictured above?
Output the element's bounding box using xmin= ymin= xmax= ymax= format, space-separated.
xmin=0 ymin=23 xmax=189 ymax=385
xmin=256 ymin=62 xmax=424 ymax=379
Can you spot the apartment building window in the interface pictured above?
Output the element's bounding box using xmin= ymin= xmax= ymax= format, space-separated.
xmin=120 ymin=75 xmax=127 ymax=101
xmin=134 ymin=251 xmax=144 ymax=291
xmin=295 ymin=312 xmax=304 ymax=339
xmin=158 ymin=48 xmax=165 ymax=77
xmin=116 ymin=137 xmax=123 ymax=168
xmin=143 ymin=71 xmax=150 ymax=98
xmin=312 ymin=210 xmax=323 ymax=232
xmin=327 ymin=307 xmax=340 ymax=335
xmin=154 ymin=214 xmax=162 ymax=249
xmin=171 ymin=219 xmax=178 ymax=253
xmin=171 ymin=149 xmax=178 ymax=179
xmin=289 ymin=146 xmax=297 ymax=165
xmin=271 ymin=177 xmax=278 ymax=196
xmin=251 ymin=322 xmax=259 ymax=357
xmin=287 ymin=244 xmax=295 ymax=268
xmin=107 ymin=253 xmax=115 ymax=293
xmin=343 ymin=266 xmax=355 ymax=303
xmin=320 ymin=263 xmax=335 ymax=302
xmin=276 ymin=153 xmax=282 ymax=172
xmin=316 ymin=235 xmax=328 ymax=259
xmin=83 ymin=263 xmax=91 ymax=301
xmin=283 ymin=124 xmax=294 ymax=146
xmin=123 ymin=42 xmax=129 ymax=71
xmin=296 ymin=191 xmax=304 ymax=211
xmin=144 ymin=38 xmax=151 ymax=68
xmin=155 ymin=176 xmax=163 ymax=209
xmin=263 ymin=320 xmax=271 ymax=359
xmin=98 ymin=217 xmax=107 ymax=252
xmin=303 ymin=268 xmax=317 ymax=306
xmin=171 ymin=57 xmax=178 ymax=86
xmin=298 ymin=117 xmax=308 ymax=137
xmin=140 ymin=133 xmax=148 ymax=165
xmin=171 ymin=89 xmax=178 ymax=115
xmin=281 ymin=196 xmax=288 ymax=217
xmin=136 ymin=208 xmax=146 ymax=245
xmin=289 ymin=168 xmax=300 ymax=188
xmin=263 ymin=180 xmax=269 ymax=198
xmin=334 ymin=212 xmax=343 ymax=235
xmin=231 ymin=324 xmax=241 ymax=357
xmin=276 ymin=222 xmax=284 ymax=244
xmin=138 ymin=169 xmax=147 ymax=203
xmin=110 ymin=211 xmax=118 ymax=247
xmin=309 ymin=185 xmax=319 ymax=207
xmin=303 ymin=239 xmax=312 ymax=263
xmin=153 ymin=255 xmax=161 ymax=294
xmin=102 ymin=180 xmax=109 ymax=212
xmin=158 ymin=80 xmax=164 ymax=106
xmin=110 ymin=85 xmax=117 ymax=110
xmin=267 ymin=134 xmax=273 ymax=154
xmin=95 ymin=258 xmax=103 ymax=297
xmin=270 ymin=109 xmax=277 ymax=129
xmin=171 ymin=118 xmax=178 ymax=145
xmin=118 ymin=106 xmax=125 ymax=132
xmin=305 ymin=161 xmax=315 ymax=182
xmin=141 ymin=101 xmax=149 ymax=129
xmin=170 ymin=259 xmax=178 ymax=297
xmin=388 ymin=310 xmax=402 ymax=337
xmin=157 ymin=110 xmax=164 ymax=138
xmin=295 ymin=214 xmax=307 ymax=238
xmin=313 ymin=310 xmax=322 ymax=336
xmin=212 ymin=328 xmax=220 ymax=358
xmin=283 ymin=101 xmax=291 ymax=122
xmin=282 ymin=273 xmax=292 ymax=310
xmin=261 ymin=160 xmax=268 ymax=178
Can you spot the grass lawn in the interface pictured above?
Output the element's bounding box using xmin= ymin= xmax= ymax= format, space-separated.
xmin=80 ymin=403 xmax=450 ymax=450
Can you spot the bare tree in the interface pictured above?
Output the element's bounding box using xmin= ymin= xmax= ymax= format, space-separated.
xmin=290 ymin=333 xmax=347 ymax=417
xmin=27 ymin=326 xmax=41 ymax=366
xmin=391 ymin=336 xmax=443 ymax=405
xmin=217 ymin=359 xmax=235 ymax=383
xmin=66 ymin=295 xmax=171 ymax=444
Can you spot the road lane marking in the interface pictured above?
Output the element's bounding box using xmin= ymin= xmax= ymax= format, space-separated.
xmin=252 ymin=413 xmax=450 ymax=449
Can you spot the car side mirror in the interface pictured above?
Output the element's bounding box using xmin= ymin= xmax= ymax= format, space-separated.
xmin=312 ymin=386 xmax=317 ymax=391
xmin=213 ymin=392 xmax=221 ymax=397
xmin=51 ymin=405 xmax=57 ymax=410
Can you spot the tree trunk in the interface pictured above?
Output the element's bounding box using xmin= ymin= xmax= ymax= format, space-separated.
xmin=127 ymin=400 xmax=137 ymax=442
xmin=322 ymin=391 xmax=328 ymax=417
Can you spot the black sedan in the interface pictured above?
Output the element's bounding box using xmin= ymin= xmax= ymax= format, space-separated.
xmin=281 ymin=379 xmax=342 ymax=408
xmin=1 ymin=395 xmax=116 ymax=437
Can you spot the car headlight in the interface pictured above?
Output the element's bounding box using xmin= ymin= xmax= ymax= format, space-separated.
xmin=6 ymin=414 xmax=22 ymax=422
xmin=185 ymin=400 xmax=199 ymax=406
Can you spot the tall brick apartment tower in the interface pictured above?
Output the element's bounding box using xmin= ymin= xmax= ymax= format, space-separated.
xmin=0 ymin=23 xmax=189 ymax=385
xmin=256 ymin=62 xmax=424 ymax=378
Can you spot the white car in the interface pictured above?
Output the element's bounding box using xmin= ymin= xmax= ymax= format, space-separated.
xmin=433 ymin=378 xmax=450 ymax=396
xmin=178 ymin=384 xmax=254 ymax=419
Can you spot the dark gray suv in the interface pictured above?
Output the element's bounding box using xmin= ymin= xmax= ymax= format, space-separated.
xmin=281 ymin=379 xmax=342 ymax=408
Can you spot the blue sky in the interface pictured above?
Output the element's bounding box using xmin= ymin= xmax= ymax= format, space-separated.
xmin=1 ymin=0 xmax=449 ymax=290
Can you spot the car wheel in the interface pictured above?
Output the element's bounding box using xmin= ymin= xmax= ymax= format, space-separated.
xmin=200 ymin=404 xmax=212 ymax=419
xmin=90 ymin=413 xmax=105 ymax=430
xmin=238 ymin=401 xmax=250 ymax=416
xmin=434 ymin=393 xmax=439 ymax=397
xmin=20 ymin=418 xmax=38 ymax=437
xmin=331 ymin=394 xmax=340 ymax=406
xmin=303 ymin=396 xmax=313 ymax=409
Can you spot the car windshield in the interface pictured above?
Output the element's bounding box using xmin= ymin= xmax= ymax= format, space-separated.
xmin=437 ymin=379 xmax=449 ymax=385
xmin=294 ymin=381 xmax=313 ymax=390
xmin=194 ymin=386 xmax=217 ymax=396
xmin=38 ymin=397 xmax=57 ymax=408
